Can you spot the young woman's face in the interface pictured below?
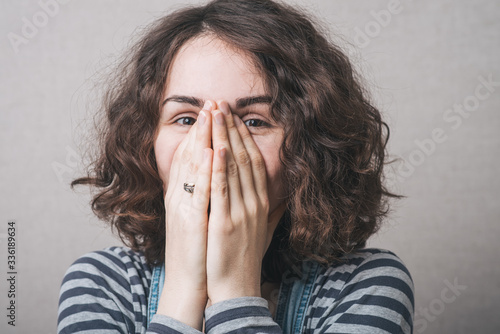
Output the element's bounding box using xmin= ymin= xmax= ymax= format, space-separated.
xmin=154 ymin=35 xmax=286 ymax=215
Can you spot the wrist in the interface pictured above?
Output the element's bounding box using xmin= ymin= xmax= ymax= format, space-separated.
xmin=209 ymin=284 xmax=261 ymax=304
xmin=157 ymin=286 xmax=207 ymax=331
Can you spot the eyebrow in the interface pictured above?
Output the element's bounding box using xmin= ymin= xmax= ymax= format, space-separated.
xmin=162 ymin=95 xmax=272 ymax=109
xmin=236 ymin=95 xmax=272 ymax=109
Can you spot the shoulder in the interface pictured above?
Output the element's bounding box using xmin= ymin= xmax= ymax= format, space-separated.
xmin=319 ymin=248 xmax=413 ymax=291
xmin=307 ymin=248 xmax=414 ymax=333
xmin=62 ymin=246 xmax=151 ymax=280
xmin=58 ymin=246 xmax=152 ymax=333
xmin=59 ymin=246 xmax=152 ymax=295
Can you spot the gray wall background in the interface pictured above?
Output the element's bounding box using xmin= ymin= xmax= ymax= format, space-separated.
xmin=1 ymin=0 xmax=499 ymax=333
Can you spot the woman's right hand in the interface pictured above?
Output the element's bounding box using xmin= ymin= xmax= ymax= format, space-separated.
xmin=156 ymin=100 xmax=214 ymax=331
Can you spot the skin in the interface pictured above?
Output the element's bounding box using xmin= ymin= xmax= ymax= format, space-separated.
xmin=153 ymin=35 xmax=287 ymax=330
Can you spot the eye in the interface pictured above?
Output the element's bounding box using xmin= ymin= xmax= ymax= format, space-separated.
xmin=243 ymin=119 xmax=270 ymax=128
xmin=175 ymin=117 xmax=196 ymax=126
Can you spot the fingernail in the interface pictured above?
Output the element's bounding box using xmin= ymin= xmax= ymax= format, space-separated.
xmin=220 ymin=102 xmax=230 ymax=115
xmin=233 ymin=114 xmax=242 ymax=126
xmin=214 ymin=111 xmax=224 ymax=125
xmin=203 ymin=100 xmax=212 ymax=111
xmin=198 ymin=110 xmax=206 ymax=126
xmin=219 ymin=146 xmax=226 ymax=158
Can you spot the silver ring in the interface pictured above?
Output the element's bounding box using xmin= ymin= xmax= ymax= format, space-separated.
xmin=183 ymin=182 xmax=195 ymax=194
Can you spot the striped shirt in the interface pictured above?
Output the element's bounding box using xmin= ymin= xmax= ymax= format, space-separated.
xmin=58 ymin=246 xmax=414 ymax=333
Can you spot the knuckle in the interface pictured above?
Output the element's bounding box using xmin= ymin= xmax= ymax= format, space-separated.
xmin=232 ymin=211 xmax=247 ymax=225
xmin=192 ymin=192 xmax=206 ymax=210
xmin=199 ymin=165 xmax=211 ymax=178
xmin=261 ymin=196 xmax=270 ymax=212
xmin=240 ymin=129 xmax=252 ymax=141
xmin=214 ymin=180 xmax=228 ymax=197
xmin=253 ymin=155 xmax=266 ymax=173
xmin=181 ymin=149 xmax=192 ymax=164
xmin=189 ymin=161 xmax=199 ymax=174
xmin=218 ymin=222 xmax=236 ymax=235
xmin=215 ymin=162 xmax=225 ymax=173
xmin=227 ymin=160 xmax=239 ymax=177
xmin=217 ymin=131 xmax=228 ymax=141
xmin=246 ymin=202 xmax=259 ymax=218
xmin=235 ymin=150 xmax=251 ymax=166
xmin=260 ymin=197 xmax=269 ymax=210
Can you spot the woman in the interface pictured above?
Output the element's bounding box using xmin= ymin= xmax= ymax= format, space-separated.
xmin=58 ymin=0 xmax=414 ymax=333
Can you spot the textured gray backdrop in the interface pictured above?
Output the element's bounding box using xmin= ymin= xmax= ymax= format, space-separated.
xmin=1 ymin=0 xmax=499 ymax=333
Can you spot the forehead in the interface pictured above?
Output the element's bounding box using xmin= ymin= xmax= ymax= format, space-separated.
xmin=164 ymin=35 xmax=266 ymax=100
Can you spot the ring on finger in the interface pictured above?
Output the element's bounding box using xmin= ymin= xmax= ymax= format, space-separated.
xmin=183 ymin=182 xmax=195 ymax=194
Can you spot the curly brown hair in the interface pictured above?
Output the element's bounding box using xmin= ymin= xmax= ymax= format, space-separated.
xmin=72 ymin=0 xmax=398 ymax=283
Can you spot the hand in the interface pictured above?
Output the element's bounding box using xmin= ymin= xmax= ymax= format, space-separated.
xmin=206 ymin=101 xmax=285 ymax=304
xmin=156 ymin=101 xmax=214 ymax=330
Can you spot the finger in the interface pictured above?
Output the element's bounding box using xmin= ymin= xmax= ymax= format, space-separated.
xmin=217 ymin=101 xmax=256 ymax=203
xmin=211 ymin=105 xmax=242 ymax=210
xmin=230 ymin=109 xmax=268 ymax=201
xmin=191 ymin=147 xmax=213 ymax=214
xmin=167 ymin=120 xmax=198 ymax=198
xmin=210 ymin=144 xmax=230 ymax=220
xmin=191 ymin=101 xmax=213 ymax=178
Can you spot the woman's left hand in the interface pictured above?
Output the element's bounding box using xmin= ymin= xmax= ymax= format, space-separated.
xmin=206 ymin=100 xmax=285 ymax=304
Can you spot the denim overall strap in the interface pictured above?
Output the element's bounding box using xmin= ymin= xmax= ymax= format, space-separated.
xmin=275 ymin=260 xmax=320 ymax=333
xmin=147 ymin=263 xmax=165 ymax=328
